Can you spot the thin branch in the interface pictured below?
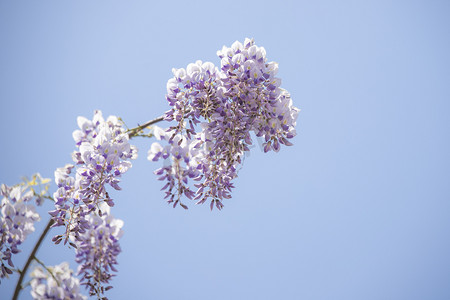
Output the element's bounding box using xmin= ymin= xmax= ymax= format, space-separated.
xmin=127 ymin=115 xmax=165 ymax=138
xmin=33 ymin=256 xmax=60 ymax=287
xmin=12 ymin=218 xmax=54 ymax=300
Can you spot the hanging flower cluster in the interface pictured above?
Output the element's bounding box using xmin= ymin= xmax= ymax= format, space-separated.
xmin=47 ymin=110 xmax=135 ymax=298
xmin=0 ymin=174 xmax=50 ymax=279
xmin=149 ymin=38 xmax=299 ymax=210
xmin=74 ymin=213 xmax=123 ymax=297
xmin=49 ymin=110 xmax=137 ymax=244
xmin=30 ymin=262 xmax=87 ymax=300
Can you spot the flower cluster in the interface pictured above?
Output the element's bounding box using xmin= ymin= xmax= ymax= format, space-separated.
xmin=50 ymin=110 xmax=137 ymax=244
xmin=149 ymin=38 xmax=299 ymax=209
xmin=74 ymin=213 xmax=123 ymax=298
xmin=30 ymin=262 xmax=87 ymax=300
xmin=0 ymin=174 xmax=50 ymax=279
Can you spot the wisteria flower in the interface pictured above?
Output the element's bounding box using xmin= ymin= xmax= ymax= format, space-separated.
xmin=50 ymin=110 xmax=137 ymax=244
xmin=30 ymin=262 xmax=87 ymax=300
xmin=0 ymin=174 xmax=50 ymax=279
xmin=149 ymin=38 xmax=299 ymax=210
xmin=74 ymin=213 xmax=123 ymax=298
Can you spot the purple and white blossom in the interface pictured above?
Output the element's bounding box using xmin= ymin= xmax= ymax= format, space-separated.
xmin=149 ymin=38 xmax=299 ymax=209
xmin=74 ymin=213 xmax=123 ymax=298
xmin=0 ymin=174 xmax=50 ymax=279
xmin=30 ymin=262 xmax=87 ymax=300
xmin=50 ymin=110 xmax=136 ymax=244
xmin=149 ymin=128 xmax=201 ymax=209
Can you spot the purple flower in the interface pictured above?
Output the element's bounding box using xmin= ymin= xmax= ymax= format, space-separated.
xmin=50 ymin=110 xmax=137 ymax=245
xmin=149 ymin=38 xmax=299 ymax=210
xmin=74 ymin=214 xmax=123 ymax=298
xmin=0 ymin=174 xmax=50 ymax=279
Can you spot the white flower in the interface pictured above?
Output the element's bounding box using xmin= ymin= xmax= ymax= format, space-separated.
xmin=30 ymin=262 xmax=87 ymax=300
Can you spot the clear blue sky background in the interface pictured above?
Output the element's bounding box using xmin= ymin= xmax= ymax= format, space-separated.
xmin=1 ymin=1 xmax=449 ymax=299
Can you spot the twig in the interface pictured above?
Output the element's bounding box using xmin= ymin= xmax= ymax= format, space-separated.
xmin=127 ymin=115 xmax=165 ymax=138
xmin=33 ymin=256 xmax=60 ymax=287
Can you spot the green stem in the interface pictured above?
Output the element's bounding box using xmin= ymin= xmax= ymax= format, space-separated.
xmin=12 ymin=218 xmax=54 ymax=300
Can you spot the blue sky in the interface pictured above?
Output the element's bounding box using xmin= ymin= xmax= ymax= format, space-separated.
xmin=1 ymin=1 xmax=449 ymax=299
